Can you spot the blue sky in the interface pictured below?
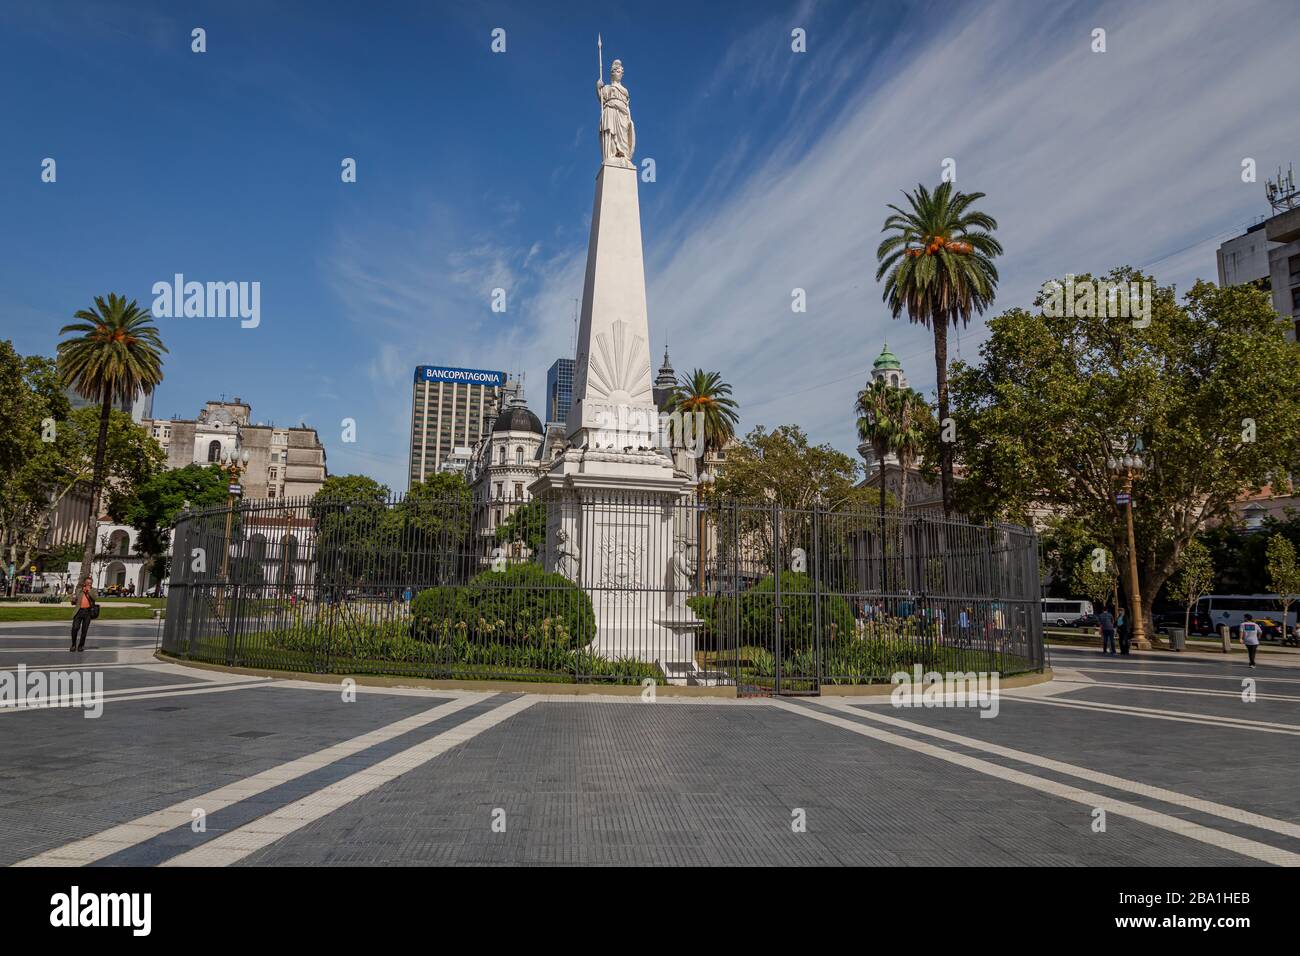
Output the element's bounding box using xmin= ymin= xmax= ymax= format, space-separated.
xmin=3 ymin=0 xmax=1298 ymax=489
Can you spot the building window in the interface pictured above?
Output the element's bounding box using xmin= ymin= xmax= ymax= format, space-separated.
xmin=514 ymin=482 xmax=523 ymax=499
xmin=498 ymin=446 xmax=505 ymax=465
xmin=515 ymin=447 xmax=523 ymax=466
xmin=494 ymin=482 xmax=502 ymax=499
xmin=268 ymin=487 xmax=276 ymax=499
xmin=207 ymin=440 xmax=221 ymax=462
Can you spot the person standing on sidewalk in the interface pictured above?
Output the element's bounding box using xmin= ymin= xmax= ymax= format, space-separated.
xmin=69 ymin=577 xmax=97 ymax=652
xmin=1097 ymin=606 xmax=1116 ymax=655
xmin=1240 ymin=613 xmax=1261 ymax=669
xmin=1116 ymin=607 xmax=1131 ymax=655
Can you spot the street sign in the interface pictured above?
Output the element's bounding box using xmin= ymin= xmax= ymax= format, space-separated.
xmin=229 ymin=484 xmax=243 ymax=496
xmin=1115 ymin=493 xmax=1131 ymax=505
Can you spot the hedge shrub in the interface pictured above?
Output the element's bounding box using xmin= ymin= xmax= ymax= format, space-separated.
xmin=411 ymin=563 xmax=595 ymax=650
xmin=712 ymin=571 xmax=855 ymax=656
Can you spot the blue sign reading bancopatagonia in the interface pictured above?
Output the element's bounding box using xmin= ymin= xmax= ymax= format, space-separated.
xmin=414 ymin=366 xmax=507 ymax=386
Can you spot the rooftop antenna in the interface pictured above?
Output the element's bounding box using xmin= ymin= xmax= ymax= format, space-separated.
xmin=1266 ymin=163 xmax=1298 ymax=213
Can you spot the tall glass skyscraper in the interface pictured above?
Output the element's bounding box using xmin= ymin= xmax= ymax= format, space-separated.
xmin=546 ymin=358 xmax=575 ymax=428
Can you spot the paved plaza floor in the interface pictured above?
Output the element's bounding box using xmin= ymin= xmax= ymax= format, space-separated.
xmin=3 ymin=621 xmax=1298 ymax=866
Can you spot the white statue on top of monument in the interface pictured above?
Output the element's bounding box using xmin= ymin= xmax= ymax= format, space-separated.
xmin=596 ymin=56 xmax=635 ymax=167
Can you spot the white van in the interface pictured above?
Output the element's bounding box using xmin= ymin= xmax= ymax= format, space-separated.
xmin=1041 ymin=598 xmax=1094 ymax=628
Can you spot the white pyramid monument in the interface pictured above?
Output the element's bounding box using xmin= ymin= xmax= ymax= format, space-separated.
xmin=530 ymin=51 xmax=703 ymax=677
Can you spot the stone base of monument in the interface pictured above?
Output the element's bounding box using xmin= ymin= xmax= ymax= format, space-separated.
xmin=531 ymin=446 xmax=721 ymax=684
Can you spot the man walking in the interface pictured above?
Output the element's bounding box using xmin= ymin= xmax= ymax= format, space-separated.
xmin=1240 ymin=613 xmax=1261 ymax=669
xmin=1097 ymin=606 xmax=1116 ymax=655
xmin=69 ymin=577 xmax=96 ymax=652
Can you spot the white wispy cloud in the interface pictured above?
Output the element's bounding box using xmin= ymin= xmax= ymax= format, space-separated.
xmin=325 ymin=0 xmax=1300 ymax=488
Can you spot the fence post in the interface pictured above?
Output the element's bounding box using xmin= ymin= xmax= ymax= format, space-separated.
xmin=772 ymin=501 xmax=782 ymax=695
xmin=812 ymin=503 xmax=822 ymax=689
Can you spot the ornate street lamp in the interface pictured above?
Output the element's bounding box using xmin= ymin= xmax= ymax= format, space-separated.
xmin=1107 ymin=438 xmax=1150 ymax=649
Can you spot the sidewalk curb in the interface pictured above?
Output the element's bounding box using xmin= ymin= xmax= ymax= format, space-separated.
xmin=154 ymin=650 xmax=739 ymax=697
xmin=818 ymin=668 xmax=1053 ymax=696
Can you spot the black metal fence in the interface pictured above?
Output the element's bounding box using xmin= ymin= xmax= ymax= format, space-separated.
xmin=162 ymin=492 xmax=1045 ymax=694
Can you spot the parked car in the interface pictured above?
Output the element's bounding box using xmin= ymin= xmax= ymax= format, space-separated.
xmin=1069 ymin=613 xmax=1099 ymax=628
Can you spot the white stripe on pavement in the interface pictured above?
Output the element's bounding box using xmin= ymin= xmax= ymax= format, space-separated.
xmin=0 ymin=678 xmax=270 ymax=713
xmin=1012 ymin=693 xmax=1300 ymax=734
xmin=773 ymin=699 xmax=1300 ymax=866
xmin=1055 ymin=678 xmax=1300 ymax=703
xmin=812 ymin=698 xmax=1300 ymax=843
xmin=13 ymin=693 xmax=488 ymax=866
xmin=161 ymin=695 xmax=536 ymax=867
xmin=0 ymin=679 xmax=277 ymax=717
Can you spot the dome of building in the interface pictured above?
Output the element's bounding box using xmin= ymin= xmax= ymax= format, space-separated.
xmin=493 ymin=403 xmax=543 ymax=435
xmin=872 ymin=341 xmax=902 ymax=371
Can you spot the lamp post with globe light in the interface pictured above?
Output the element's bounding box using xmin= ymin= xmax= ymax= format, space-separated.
xmin=1107 ymin=438 xmax=1150 ymax=649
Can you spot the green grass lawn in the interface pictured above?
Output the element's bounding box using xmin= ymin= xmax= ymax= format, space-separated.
xmin=0 ymin=605 xmax=164 ymax=622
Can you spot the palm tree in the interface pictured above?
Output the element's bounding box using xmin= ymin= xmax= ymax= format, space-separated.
xmin=891 ymin=386 xmax=933 ymax=519
xmin=670 ymin=369 xmax=739 ymax=591
xmin=876 ymin=182 xmax=1002 ymax=516
xmin=856 ymin=378 xmax=898 ymax=592
xmin=670 ymin=369 xmax=740 ymax=462
xmin=57 ymin=294 xmax=167 ymax=585
xmin=890 ymin=386 xmax=933 ymax=577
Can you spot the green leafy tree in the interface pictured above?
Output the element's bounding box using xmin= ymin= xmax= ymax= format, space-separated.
xmin=310 ymin=474 xmax=392 ymax=591
xmin=1071 ymin=547 xmax=1119 ymax=610
xmin=891 ymin=386 xmax=935 ymax=518
xmin=1167 ymin=538 xmax=1214 ymax=636
xmin=395 ymin=473 xmax=473 ymax=583
xmin=110 ymin=464 xmax=230 ymax=584
xmin=1 ymin=344 xmax=66 ymax=592
xmin=1266 ymin=533 xmax=1300 ymax=636
xmin=496 ymin=498 xmax=546 ymax=555
xmin=947 ymin=271 xmax=1300 ymax=633
xmin=711 ymin=424 xmax=892 ymax=567
xmin=57 ymin=294 xmax=167 ymax=582
xmin=876 ymin=181 xmax=1002 ymax=516
xmin=1199 ymin=512 xmax=1300 ymax=593
xmin=2 ymin=400 xmax=162 ymax=593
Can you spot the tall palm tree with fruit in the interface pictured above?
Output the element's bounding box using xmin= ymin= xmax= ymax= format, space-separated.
xmin=876 ymin=181 xmax=1002 ymax=516
xmin=57 ymin=294 xmax=167 ymax=585
xmin=670 ymin=369 xmax=740 ymax=464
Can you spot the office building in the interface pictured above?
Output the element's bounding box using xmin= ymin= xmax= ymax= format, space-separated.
xmin=545 ymin=358 xmax=575 ymax=429
xmin=409 ymin=365 xmax=508 ymax=487
xmin=1215 ymin=165 xmax=1300 ymax=341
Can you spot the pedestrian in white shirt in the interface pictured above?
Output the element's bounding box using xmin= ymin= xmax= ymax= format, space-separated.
xmin=1240 ymin=614 xmax=1262 ymax=669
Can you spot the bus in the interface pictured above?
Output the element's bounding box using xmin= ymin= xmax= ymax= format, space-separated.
xmin=1192 ymin=594 xmax=1298 ymax=638
xmin=1041 ymin=598 xmax=1093 ymax=627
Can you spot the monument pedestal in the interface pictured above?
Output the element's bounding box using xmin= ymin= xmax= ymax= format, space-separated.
xmin=531 ymin=448 xmax=705 ymax=681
